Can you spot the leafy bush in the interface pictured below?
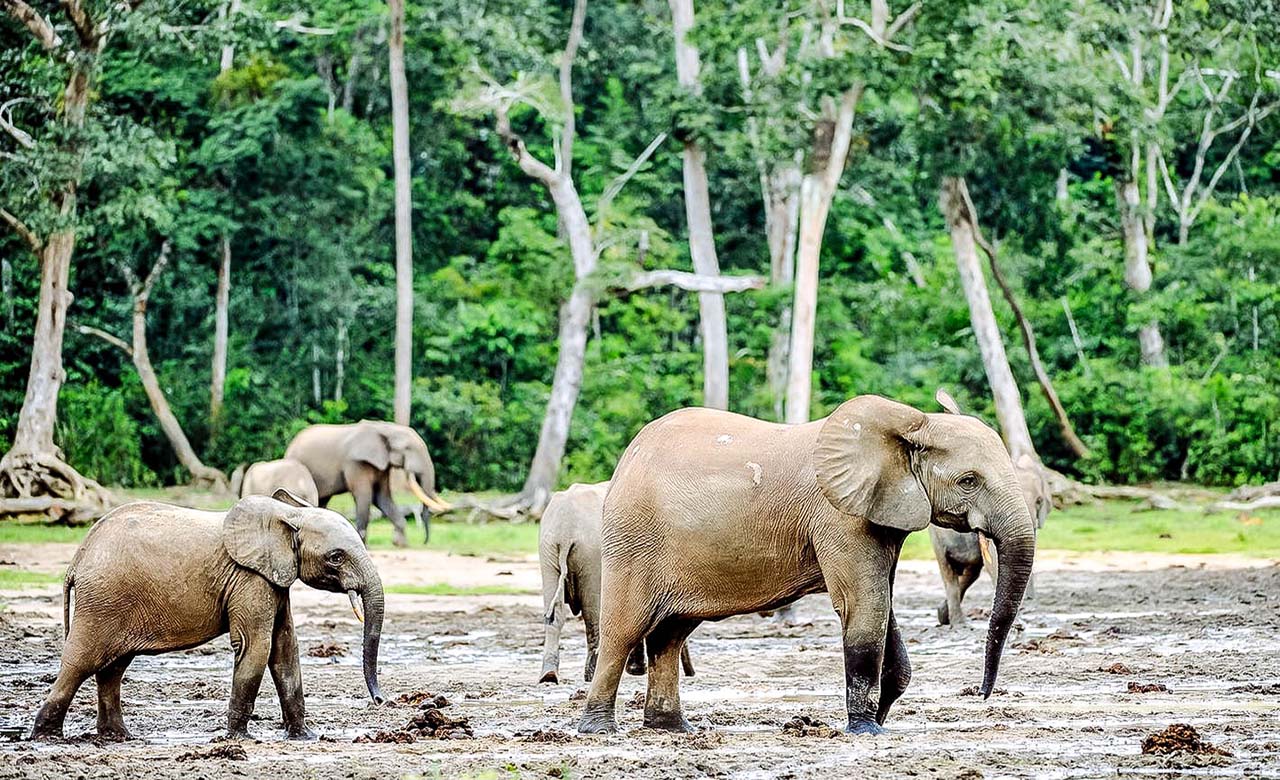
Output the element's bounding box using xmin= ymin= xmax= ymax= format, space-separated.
xmin=57 ymin=382 xmax=157 ymax=487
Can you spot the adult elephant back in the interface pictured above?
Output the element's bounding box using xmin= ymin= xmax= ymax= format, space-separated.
xmin=285 ymin=421 xmax=450 ymax=547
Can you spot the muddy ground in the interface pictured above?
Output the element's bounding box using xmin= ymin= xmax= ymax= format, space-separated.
xmin=1 ymin=549 xmax=1278 ymax=779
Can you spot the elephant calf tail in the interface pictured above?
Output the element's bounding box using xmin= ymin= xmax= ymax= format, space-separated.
xmin=546 ymin=544 xmax=572 ymax=624
xmin=61 ymin=571 xmax=74 ymax=640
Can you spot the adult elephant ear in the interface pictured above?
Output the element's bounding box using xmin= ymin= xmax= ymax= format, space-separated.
xmin=935 ymin=387 xmax=963 ymax=415
xmin=815 ymin=395 xmax=931 ymax=532
xmin=272 ymin=487 xmax=311 ymax=508
xmin=347 ymin=425 xmax=391 ymax=471
xmin=223 ymin=495 xmax=302 ymax=588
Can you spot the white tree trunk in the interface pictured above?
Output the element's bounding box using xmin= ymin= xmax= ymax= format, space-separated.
xmin=784 ymin=86 xmax=862 ymax=423
xmin=940 ymin=177 xmax=1038 ymax=462
xmin=669 ymin=0 xmax=728 ymax=410
xmin=1116 ymin=176 xmax=1167 ymax=367
xmin=210 ymin=235 xmax=230 ymax=422
xmin=765 ymin=165 xmax=800 ymax=420
xmin=388 ymin=0 xmax=413 ymax=426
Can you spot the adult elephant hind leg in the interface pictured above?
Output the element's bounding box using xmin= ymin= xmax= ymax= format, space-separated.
xmin=95 ymin=655 xmax=135 ymax=740
xmin=577 ymin=580 xmax=653 ymax=734
xmin=642 ymin=617 xmax=700 ymax=732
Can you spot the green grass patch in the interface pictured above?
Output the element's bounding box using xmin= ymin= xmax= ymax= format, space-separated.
xmin=0 ymin=522 xmax=90 ymax=545
xmin=385 ymin=583 xmax=535 ymax=597
xmin=0 ymin=568 xmax=64 ymax=588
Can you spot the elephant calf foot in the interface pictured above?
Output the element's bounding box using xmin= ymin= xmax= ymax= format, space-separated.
xmin=577 ymin=705 xmax=617 ymax=735
xmin=538 ymin=669 xmax=559 ymax=685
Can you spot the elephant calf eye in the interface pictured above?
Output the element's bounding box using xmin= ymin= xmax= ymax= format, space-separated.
xmin=958 ymin=474 xmax=979 ymax=490
xmin=326 ymin=550 xmax=345 ymax=565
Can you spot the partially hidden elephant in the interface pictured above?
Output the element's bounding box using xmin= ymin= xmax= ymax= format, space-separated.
xmin=285 ymin=421 xmax=451 ymax=547
xmin=238 ymin=458 xmax=320 ymax=506
xmin=538 ymin=481 xmax=693 ymax=684
xmin=577 ymin=394 xmax=1037 ymax=735
xmin=930 ymin=390 xmax=1051 ymax=626
xmin=31 ymin=491 xmax=385 ymax=741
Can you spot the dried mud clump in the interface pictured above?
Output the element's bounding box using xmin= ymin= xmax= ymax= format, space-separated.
xmin=396 ymin=690 xmax=449 ymax=708
xmin=1127 ymin=682 xmax=1169 ymax=693
xmin=521 ymin=729 xmax=573 ymax=743
xmin=306 ymin=643 xmax=346 ymax=658
xmin=1141 ymin=724 xmax=1231 ymax=757
xmin=781 ymin=715 xmax=841 ymax=738
xmin=959 ymin=686 xmax=1007 ymax=697
xmin=1099 ymin=662 xmax=1132 ymax=674
xmin=355 ymin=704 xmax=474 ymax=743
xmin=175 ymin=744 xmax=248 ymax=762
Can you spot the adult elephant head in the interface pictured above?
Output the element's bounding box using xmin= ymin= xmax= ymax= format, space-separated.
xmin=224 ymin=489 xmax=386 ymax=703
xmin=345 ymin=422 xmax=450 ymax=514
xmin=816 ymin=395 xmax=1038 ymax=697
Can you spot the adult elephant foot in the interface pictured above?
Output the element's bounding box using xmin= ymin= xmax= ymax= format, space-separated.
xmin=538 ymin=669 xmax=559 ymax=685
xmin=642 ymin=710 xmax=694 ymax=733
xmin=577 ymin=706 xmax=617 ymax=734
xmin=96 ymin=725 xmax=133 ymax=741
xmin=846 ymin=717 xmax=887 ymax=736
xmin=936 ymin=602 xmax=950 ymax=626
xmin=285 ymin=725 xmax=319 ymax=741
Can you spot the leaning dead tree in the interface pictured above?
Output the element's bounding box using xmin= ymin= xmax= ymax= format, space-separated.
xmin=78 ymin=242 xmax=228 ymax=490
xmin=0 ymin=0 xmax=150 ymax=520
xmin=954 ymin=179 xmax=1090 ymax=459
xmin=455 ymin=0 xmax=763 ymax=516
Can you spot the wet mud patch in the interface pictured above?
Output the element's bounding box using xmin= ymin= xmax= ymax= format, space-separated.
xmin=175 ymin=744 xmax=246 ymax=762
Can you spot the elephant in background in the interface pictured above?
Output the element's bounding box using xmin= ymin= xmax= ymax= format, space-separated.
xmin=285 ymin=421 xmax=451 ymax=547
xmin=931 ymin=390 xmax=1052 ymax=626
xmin=539 ymin=481 xmax=693 ymax=685
xmin=32 ymin=491 xmax=384 ymax=741
xmin=578 ymin=395 xmax=1037 ymax=735
xmin=236 ymin=458 xmax=320 ymax=506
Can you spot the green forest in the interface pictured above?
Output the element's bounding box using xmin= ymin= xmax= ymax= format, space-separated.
xmin=1 ymin=0 xmax=1277 ymax=509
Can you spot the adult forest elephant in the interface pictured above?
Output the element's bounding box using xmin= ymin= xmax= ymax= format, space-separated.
xmin=286 ymin=421 xmax=450 ymax=547
xmin=578 ymin=395 xmax=1037 ymax=735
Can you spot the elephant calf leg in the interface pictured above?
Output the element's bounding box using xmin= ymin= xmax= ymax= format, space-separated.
xmin=269 ymin=604 xmax=315 ymax=740
xmin=642 ymin=618 xmax=699 ymax=732
xmin=626 ymin=643 xmax=647 ymax=676
xmin=227 ymin=612 xmax=274 ymax=739
xmin=95 ymin=656 xmax=135 ymax=740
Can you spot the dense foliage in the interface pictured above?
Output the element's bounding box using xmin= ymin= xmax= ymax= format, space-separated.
xmin=1 ymin=0 xmax=1277 ymax=491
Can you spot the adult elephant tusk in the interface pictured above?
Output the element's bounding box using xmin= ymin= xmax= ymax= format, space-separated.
xmin=978 ymin=534 xmax=994 ymax=570
xmin=348 ymin=590 xmax=365 ymax=624
xmin=409 ymin=475 xmax=451 ymax=513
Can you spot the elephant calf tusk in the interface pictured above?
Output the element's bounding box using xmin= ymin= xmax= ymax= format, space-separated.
xmin=348 ymin=590 xmax=365 ymax=624
xmin=408 ymin=475 xmax=452 ymax=513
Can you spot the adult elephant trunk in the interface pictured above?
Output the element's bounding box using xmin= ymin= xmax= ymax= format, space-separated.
xmin=978 ymin=493 xmax=1036 ymax=698
xmin=351 ymin=558 xmax=386 ymax=704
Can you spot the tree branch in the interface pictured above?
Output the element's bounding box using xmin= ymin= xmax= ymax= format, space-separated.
xmin=621 ymin=270 xmax=766 ymax=294
xmin=494 ymin=108 xmax=560 ymax=188
xmin=0 ymin=207 xmax=40 ymax=253
xmin=0 ymin=98 xmax=36 ymax=149
xmin=957 ymin=178 xmax=1090 ymax=459
xmin=75 ymin=323 xmax=133 ymax=355
xmin=58 ymin=0 xmax=96 ymax=48
xmin=138 ymin=240 xmax=172 ymax=303
xmin=1 ymin=0 xmax=63 ymax=49
xmin=595 ymin=132 xmax=668 ymax=232
xmin=884 ymin=1 xmax=921 ymax=40
xmin=557 ymin=0 xmax=586 ymax=178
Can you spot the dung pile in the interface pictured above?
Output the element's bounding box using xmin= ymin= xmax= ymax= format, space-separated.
xmin=355 ymin=698 xmax=473 ymax=743
xmin=1141 ymin=724 xmax=1230 ymax=756
xmin=781 ymin=715 xmax=841 ymax=738
xmin=175 ymin=744 xmax=248 ymax=761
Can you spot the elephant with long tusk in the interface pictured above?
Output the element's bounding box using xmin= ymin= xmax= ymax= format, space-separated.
xmin=285 ymin=420 xmax=451 ymax=546
xmin=31 ymin=489 xmax=386 ymax=741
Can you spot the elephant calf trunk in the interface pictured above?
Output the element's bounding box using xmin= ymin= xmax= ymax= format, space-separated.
xmin=356 ymin=562 xmax=386 ymax=704
xmin=981 ymin=530 xmax=1035 ymax=698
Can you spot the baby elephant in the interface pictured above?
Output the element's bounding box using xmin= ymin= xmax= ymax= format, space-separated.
xmin=539 ymin=481 xmax=693 ymax=684
xmin=239 ymin=458 xmax=320 ymax=505
xmin=31 ymin=490 xmax=385 ymax=741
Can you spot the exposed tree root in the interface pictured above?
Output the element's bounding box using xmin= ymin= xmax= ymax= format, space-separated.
xmin=0 ymin=447 xmax=111 ymax=523
xmin=1226 ymin=480 xmax=1280 ymax=503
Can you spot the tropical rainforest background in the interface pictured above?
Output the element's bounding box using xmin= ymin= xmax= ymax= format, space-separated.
xmin=1 ymin=0 xmax=1277 ymax=507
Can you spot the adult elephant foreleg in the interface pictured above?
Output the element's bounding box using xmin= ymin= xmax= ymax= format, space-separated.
xmin=268 ymin=601 xmax=315 ymax=740
xmin=817 ymin=536 xmax=893 ymax=735
xmin=372 ymin=479 xmax=409 ymax=548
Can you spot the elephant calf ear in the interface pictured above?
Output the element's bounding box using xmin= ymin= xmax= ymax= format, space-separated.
xmin=223 ymin=496 xmax=301 ymax=588
xmin=815 ymin=395 xmax=932 ymax=533
xmin=273 ymin=488 xmax=311 ymax=508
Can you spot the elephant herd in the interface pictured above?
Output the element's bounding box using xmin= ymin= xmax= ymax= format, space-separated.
xmin=30 ymin=393 xmax=1041 ymax=742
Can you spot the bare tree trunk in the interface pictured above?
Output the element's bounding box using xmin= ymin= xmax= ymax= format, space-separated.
xmin=0 ymin=49 xmax=110 ymax=515
xmin=210 ymin=235 xmax=230 ymax=423
xmin=1116 ymin=173 xmax=1166 ymax=368
xmin=955 ymin=180 xmax=1090 ymax=459
xmin=388 ymin=0 xmax=413 ymax=426
xmin=940 ymin=177 xmax=1038 ymax=462
xmin=669 ymin=0 xmax=728 ymax=410
xmin=335 ymin=318 xmax=347 ymax=402
xmin=91 ymin=243 xmax=227 ymax=489
xmin=784 ymin=85 xmax=862 ymax=423
xmin=765 ymin=165 xmax=800 ymax=420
